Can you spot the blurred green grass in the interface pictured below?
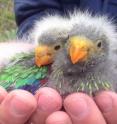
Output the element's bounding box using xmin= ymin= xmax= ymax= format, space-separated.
xmin=0 ymin=0 xmax=16 ymax=42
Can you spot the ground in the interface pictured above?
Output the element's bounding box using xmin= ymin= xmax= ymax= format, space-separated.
xmin=0 ymin=0 xmax=16 ymax=42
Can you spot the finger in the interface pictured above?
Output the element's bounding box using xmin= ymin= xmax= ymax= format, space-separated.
xmin=30 ymin=87 xmax=62 ymax=124
xmin=0 ymin=90 xmax=37 ymax=124
xmin=95 ymin=91 xmax=117 ymax=124
xmin=64 ymin=93 xmax=106 ymax=124
xmin=46 ymin=111 xmax=72 ymax=124
xmin=0 ymin=86 xmax=8 ymax=104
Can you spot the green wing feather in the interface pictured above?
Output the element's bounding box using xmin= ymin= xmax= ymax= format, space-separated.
xmin=0 ymin=52 xmax=48 ymax=92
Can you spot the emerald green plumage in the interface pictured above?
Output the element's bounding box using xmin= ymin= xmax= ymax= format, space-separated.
xmin=0 ymin=52 xmax=48 ymax=93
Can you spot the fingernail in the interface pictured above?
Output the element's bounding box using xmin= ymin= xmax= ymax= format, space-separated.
xmin=96 ymin=95 xmax=113 ymax=113
xmin=38 ymin=94 xmax=60 ymax=112
xmin=10 ymin=96 xmax=34 ymax=116
xmin=65 ymin=97 xmax=89 ymax=119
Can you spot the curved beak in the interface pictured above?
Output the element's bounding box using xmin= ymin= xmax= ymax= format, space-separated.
xmin=35 ymin=45 xmax=53 ymax=67
xmin=69 ymin=36 xmax=92 ymax=64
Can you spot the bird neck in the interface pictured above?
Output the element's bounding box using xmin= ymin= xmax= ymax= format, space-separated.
xmin=48 ymin=62 xmax=112 ymax=95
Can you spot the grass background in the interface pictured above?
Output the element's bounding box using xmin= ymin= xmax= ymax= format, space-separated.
xmin=0 ymin=0 xmax=16 ymax=42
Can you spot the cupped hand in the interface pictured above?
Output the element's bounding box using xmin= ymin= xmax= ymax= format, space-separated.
xmin=1 ymin=86 xmax=117 ymax=124
xmin=30 ymin=87 xmax=117 ymax=124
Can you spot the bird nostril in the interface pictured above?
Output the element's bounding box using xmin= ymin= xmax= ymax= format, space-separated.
xmin=47 ymin=53 xmax=52 ymax=56
xmin=87 ymin=48 xmax=90 ymax=52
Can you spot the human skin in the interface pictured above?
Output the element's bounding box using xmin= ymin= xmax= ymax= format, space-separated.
xmin=0 ymin=87 xmax=117 ymax=124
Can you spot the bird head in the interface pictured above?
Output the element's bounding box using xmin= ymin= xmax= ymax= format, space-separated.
xmin=32 ymin=14 xmax=71 ymax=67
xmin=35 ymin=30 xmax=69 ymax=67
xmin=62 ymin=34 xmax=108 ymax=74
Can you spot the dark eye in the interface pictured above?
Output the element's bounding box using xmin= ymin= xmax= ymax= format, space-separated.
xmin=97 ymin=41 xmax=102 ymax=48
xmin=54 ymin=45 xmax=61 ymax=50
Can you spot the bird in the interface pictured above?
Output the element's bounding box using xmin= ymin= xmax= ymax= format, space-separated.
xmin=0 ymin=11 xmax=117 ymax=96
xmin=0 ymin=15 xmax=70 ymax=94
xmin=41 ymin=11 xmax=117 ymax=96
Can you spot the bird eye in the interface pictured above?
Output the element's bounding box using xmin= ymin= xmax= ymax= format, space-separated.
xmin=54 ymin=45 xmax=61 ymax=50
xmin=97 ymin=41 xmax=102 ymax=48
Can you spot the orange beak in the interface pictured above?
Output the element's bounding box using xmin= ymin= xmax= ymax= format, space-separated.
xmin=69 ymin=36 xmax=92 ymax=64
xmin=35 ymin=45 xmax=53 ymax=67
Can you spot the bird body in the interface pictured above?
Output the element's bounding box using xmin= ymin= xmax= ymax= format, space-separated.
xmin=0 ymin=42 xmax=48 ymax=94
xmin=0 ymin=11 xmax=117 ymax=96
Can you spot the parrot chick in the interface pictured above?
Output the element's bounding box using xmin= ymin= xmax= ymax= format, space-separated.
xmin=40 ymin=12 xmax=117 ymax=96
xmin=32 ymin=14 xmax=71 ymax=66
xmin=0 ymin=15 xmax=71 ymax=93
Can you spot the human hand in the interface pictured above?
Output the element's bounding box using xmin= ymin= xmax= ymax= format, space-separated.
xmin=30 ymin=88 xmax=117 ymax=124
xmin=1 ymin=86 xmax=117 ymax=124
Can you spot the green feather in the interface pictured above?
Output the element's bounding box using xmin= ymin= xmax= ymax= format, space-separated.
xmin=0 ymin=52 xmax=48 ymax=91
